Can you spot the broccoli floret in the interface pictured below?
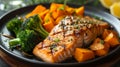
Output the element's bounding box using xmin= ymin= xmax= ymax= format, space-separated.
xmin=6 ymin=17 xmax=23 ymax=35
xmin=7 ymin=15 xmax=48 ymax=53
xmin=9 ymin=30 xmax=41 ymax=52
xmin=22 ymin=15 xmax=48 ymax=39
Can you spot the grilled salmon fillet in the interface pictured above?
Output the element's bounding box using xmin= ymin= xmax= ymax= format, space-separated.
xmin=33 ymin=16 xmax=109 ymax=63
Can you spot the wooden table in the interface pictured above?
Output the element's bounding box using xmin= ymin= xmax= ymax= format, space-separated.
xmin=0 ymin=49 xmax=35 ymax=67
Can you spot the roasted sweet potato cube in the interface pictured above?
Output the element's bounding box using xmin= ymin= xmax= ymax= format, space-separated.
xmin=74 ymin=48 xmax=95 ymax=62
xmin=65 ymin=6 xmax=75 ymax=14
xmin=90 ymin=38 xmax=105 ymax=50
xmin=51 ymin=9 xmax=65 ymax=20
xmin=50 ymin=3 xmax=63 ymax=12
xmin=75 ymin=6 xmax=84 ymax=16
xmin=90 ymin=38 xmax=110 ymax=56
xmin=94 ymin=42 xmax=110 ymax=56
xmin=43 ymin=14 xmax=54 ymax=32
xmin=55 ymin=15 xmax=65 ymax=25
xmin=104 ymin=32 xmax=120 ymax=47
xmin=38 ymin=9 xmax=49 ymax=20
xmin=32 ymin=5 xmax=46 ymax=14
xmin=26 ymin=5 xmax=46 ymax=18
xmin=102 ymin=29 xmax=118 ymax=39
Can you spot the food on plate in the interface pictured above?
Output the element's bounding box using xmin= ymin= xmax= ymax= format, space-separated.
xmin=90 ymin=38 xmax=110 ymax=56
xmin=5 ymin=3 xmax=120 ymax=63
xmin=104 ymin=32 xmax=120 ymax=47
xmin=26 ymin=5 xmax=46 ymax=18
xmin=7 ymin=15 xmax=48 ymax=52
xmin=74 ymin=48 xmax=95 ymax=62
xmin=9 ymin=29 xmax=41 ymax=52
xmin=21 ymin=15 xmax=48 ymax=39
xmin=75 ymin=6 xmax=84 ymax=17
xmin=6 ymin=17 xmax=23 ymax=35
xmin=26 ymin=3 xmax=84 ymax=32
xmin=33 ymin=16 xmax=109 ymax=63
xmin=102 ymin=29 xmax=118 ymax=39
xmin=43 ymin=13 xmax=54 ymax=32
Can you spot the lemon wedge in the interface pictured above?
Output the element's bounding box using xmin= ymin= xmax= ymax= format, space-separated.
xmin=100 ymin=0 xmax=120 ymax=9
xmin=110 ymin=2 xmax=120 ymax=18
xmin=100 ymin=0 xmax=113 ymax=9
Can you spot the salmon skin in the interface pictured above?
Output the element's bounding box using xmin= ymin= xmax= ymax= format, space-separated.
xmin=33 ymin=16 xmax=109 ymax=63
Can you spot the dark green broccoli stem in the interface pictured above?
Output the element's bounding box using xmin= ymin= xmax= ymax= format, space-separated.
xmin=33 ymin=16 xmax=48 ymax=38
xmin=36 ymin=16 xmax=48 ymax=38
xmin=9 ymin=30 xmax=41 ymax=52
xmin=39 ymin=16 xmax=49 ymax=35
xmin=34 ymin=28 xmax=48 ymax=39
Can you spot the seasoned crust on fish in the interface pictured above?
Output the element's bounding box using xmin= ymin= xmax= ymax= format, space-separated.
xmin=33 ymin=16 xmax=109 ymax=63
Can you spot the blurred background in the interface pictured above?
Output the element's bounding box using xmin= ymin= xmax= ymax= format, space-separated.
xmin=0 ymin=0 xmax=96 ymax=11
xmin=1 ymin=0 xmax=119 ymax=18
